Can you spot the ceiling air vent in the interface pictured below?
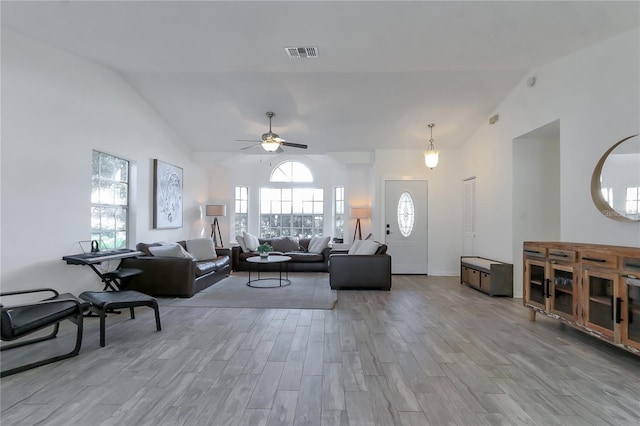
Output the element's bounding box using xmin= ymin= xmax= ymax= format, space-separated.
xmin=285 ymin=47 xmax=318 ymax=59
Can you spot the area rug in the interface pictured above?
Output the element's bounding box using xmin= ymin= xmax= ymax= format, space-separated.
xmin=159 ymin=272 xmax=337 ymax=310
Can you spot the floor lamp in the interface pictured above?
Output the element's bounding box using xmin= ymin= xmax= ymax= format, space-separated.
xmin=206 ymin=205 xmax=227 ymax=248
xmin=350 ymin=207 xmax=370 ymax=241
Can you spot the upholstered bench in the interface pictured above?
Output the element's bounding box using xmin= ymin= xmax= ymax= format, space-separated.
xmin=79 ymin=290 xmax=161 ymax=347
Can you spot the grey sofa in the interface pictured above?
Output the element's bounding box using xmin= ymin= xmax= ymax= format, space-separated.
xmin=329 ymin=244 xmax=391 ymax=290
xmin=232 ymin=237 xmax=330 ymax=272
xmin=120 ymin=241 xmax=231 ymax=298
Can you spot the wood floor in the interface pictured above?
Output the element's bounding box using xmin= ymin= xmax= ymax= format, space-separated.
xmin=1 ymin=275 xmax=639 ymax=425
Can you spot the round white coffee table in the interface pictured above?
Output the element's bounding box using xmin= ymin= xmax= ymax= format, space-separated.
xmin=246 ymin=255 xmax=292 ymax=287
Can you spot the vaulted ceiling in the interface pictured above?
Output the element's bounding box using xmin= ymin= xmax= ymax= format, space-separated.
xmin=2 ymin=1 xmax=638 ymax=157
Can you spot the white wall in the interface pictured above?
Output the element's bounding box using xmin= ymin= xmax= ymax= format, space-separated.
xmin=512 ymin=122 xmax=561 ymax=295
xmin=1 ymin=30 xmax=209 ymax=295
xmin=463 ymin=28 xmax=640 ymax=297
xmin=374 ymin=148 xmax=464 ymax=275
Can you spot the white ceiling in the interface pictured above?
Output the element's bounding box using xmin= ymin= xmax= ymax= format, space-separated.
xmin=2 ymin=1 xmax=638 ymax=156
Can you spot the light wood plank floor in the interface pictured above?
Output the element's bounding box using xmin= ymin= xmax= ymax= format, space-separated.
xmin=2 ymin=275 xmax=639 ymax=425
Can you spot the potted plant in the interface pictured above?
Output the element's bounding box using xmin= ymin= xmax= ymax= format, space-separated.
xmin=257 ymin=243 xmax=273 ymax=258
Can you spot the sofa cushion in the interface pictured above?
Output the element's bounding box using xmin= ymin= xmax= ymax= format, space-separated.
xmin=348 ymin=240 xmax=363 ymax=254
xmin=271 ymin=237 xmax=301 ymax=253
xmin=148 ymin=244 xmax=194 ymax=258
xmin=286 ymin=252 xmax=324 ymax=262
xmin=355 ymin=240 xmax=380 ymax=255
xmin=308 ymin=236 xmax=330 ymax=254
xmin=195 ymin=261 xmax=216 ymax=277
xmin=186 ymin=237 xmax=217 ymax=261
xmin=243 ymin=232 xmax=260 ymax=252
xmin=213 ymin=256 xmax=230 ymax=269
xmin=236 ymin=235 xmax=248 ymax=253
xmin=239 ymin=251 xmax=260 ymax=261
xmin=137 ymin=242 xmax=162 ymax=256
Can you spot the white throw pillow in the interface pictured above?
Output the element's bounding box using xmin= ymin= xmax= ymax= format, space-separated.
xmin=243 ymin=232 xmax=260 ymax=252
xmin=348 ymin=240 xmax=363 ymax=254
xmin=308 ymin=236 xmax=330 ymax=254
xmin=186 ymin=238 xmax=217 ymax=261
xmin=355 ymin=240 xmax=380 ymax=255
xmin=236 ymin=235 xmax=248 ymax=253
xmin=149 ymin=244 xmax=193 ymax=258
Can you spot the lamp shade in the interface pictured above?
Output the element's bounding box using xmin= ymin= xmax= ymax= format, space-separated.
xmin=349 ymin=207 xmax=370 ymax=219
xmin=424 ymin=149 xmax=440 ymax=169
xmin=262 ymin=141 xmax=280 ymax=152
xmin=206 ymin=205 xmax=226 ymax=217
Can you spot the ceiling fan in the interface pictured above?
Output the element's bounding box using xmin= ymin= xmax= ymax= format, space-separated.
xmin=236 ymin=111 xmax=308 ymax=153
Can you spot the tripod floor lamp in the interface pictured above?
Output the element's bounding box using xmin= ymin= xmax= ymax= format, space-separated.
xmin=206 ymin=205 xmax=227 ymax=248
xmin=350 ymin=207 xmax=370 ymax=241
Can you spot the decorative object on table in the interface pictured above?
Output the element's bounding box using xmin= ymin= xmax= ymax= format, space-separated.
xmin=349 ymin=207 xmax=370 ymax=241
xmin=423 ymin=123 xmax=440 ymax=169
xmin=206 ymin=204 xmax=227 ymax=247
xmin=153 ymin=159 xmax=183 ymax=229
xmin=257 ymin=243 xmax=273 ymax=258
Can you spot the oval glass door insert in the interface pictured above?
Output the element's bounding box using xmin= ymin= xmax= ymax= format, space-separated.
xmin=397 ymin=191 xmax=415 ymax=237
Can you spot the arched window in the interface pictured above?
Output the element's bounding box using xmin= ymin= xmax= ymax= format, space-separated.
xmin=261 ymin=161 xmax=323 ymax=237
xmin=270 ymin=161 xmax=313 ymax=182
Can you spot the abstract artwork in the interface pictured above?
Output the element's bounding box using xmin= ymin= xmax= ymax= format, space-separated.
xmin=153 ymin=159 xmax=183 ymax=229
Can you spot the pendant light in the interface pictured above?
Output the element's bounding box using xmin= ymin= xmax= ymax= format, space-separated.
xmin=423 ymin=123 xmax=439 ymax=169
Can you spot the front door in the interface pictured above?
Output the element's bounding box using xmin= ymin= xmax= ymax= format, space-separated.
xmin=384 ymin=180 xmax=428 ymax=274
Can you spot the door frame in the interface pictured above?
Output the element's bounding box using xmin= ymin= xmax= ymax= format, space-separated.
xmin=380 ymin=176 xmax=429 ymax=273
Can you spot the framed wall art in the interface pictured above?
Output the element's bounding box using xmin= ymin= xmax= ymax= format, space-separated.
xmin=153 ymin=159 xmax=183 ymax=229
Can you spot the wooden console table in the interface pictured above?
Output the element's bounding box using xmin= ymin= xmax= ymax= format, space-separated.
xmin=523 ymin=241 xmax=640 ymax=355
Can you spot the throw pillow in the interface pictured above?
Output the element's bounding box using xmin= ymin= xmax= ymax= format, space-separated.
xmin=148 ymin=244 xmax=193 ymax=258
xmin=308 ymin=236 xmax=330 ymax=254
xmin=236 ymin=235 xmax=248 ymax=253
xmin=355 ymin=240 xmax=380 ymax=255
xmin=186 ymin=237 xmax=217 ymax=261
xmin=271 ymin=236 xmax=301 ymax=253
xmin=243 ymin=232 xmax=260 ymax=252
xmin=348 ymin=240 xmax=363 ymax=255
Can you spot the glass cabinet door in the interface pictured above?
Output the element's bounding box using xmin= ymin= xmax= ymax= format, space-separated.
xmin=525 ymin=259 xmax=547 ymax=310
xmin=622 ymin=276 xmax=640 ymax=350
xmin=584 ymin=269 xmax=617 ymax=337
xmin=550 ymin=264 xmax=575 ymax=320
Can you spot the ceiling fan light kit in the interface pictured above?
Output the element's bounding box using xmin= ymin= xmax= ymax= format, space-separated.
xmin=423 ymin=123 xmax=440 ymax=169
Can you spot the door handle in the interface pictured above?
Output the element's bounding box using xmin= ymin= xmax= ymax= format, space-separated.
xmin=615 ymin=297 xmax=622 ymax=324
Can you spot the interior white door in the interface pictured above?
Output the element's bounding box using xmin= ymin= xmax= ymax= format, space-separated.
xmin=463 ymin=177 xmax=476 ymax=255
xmin=384 ymin=180 xmax=428 ymax=274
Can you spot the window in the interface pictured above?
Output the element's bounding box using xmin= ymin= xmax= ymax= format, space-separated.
xmin=260 ymin=188 xmax=324 ymax=238
xmin=334 ymin=186 xmax=344 ymax=239
xmin=234 ymin=186 xmax=249 ymax=238
xmin=260 ymin=161 xmax=323 ymax=238
xmin=626 ymin=187 xmax=639 ymax=215
xmin=270 ymin=161 xmax=313 ymax=182
xmin=397 ymin=191 xmax=415 ymax=237
xmin=91 ymin=151 xmax=129 ymax=249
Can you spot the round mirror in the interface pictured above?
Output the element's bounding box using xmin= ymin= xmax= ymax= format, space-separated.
xmin=591 ymin=134 xmax=640 ymax=222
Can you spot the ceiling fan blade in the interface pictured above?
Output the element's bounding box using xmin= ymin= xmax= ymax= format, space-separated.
xmin=281 ymin=142 xmax=308 ymax=149
xmin=236 ymin=139 xmax=262 ymax=143
xmin=240 ymin=143 xmax=261 ymax=150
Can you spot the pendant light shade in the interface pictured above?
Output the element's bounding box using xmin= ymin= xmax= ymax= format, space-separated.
xmin=423 ymin=123 xmax=439 ymax=169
